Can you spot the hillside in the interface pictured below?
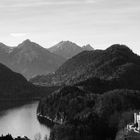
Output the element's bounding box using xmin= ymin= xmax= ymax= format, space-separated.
xmin=31 ymin=44 xmax=140 ymax=88
xmin=0 ymin=62 xmax=60 ymax=101
xmin=36 ymin=44 xmax=140 ymax=140
xmin=0 ymin=39 xmax=65 ymax=79
xmin=0 ymin=43 xmax=12 ymax=65
xmin=48 ymin=41 xmax=93 ymax=59
xmin=38 ymin=86 xmax=140 ymax=140
xmin=0 ymin=62 xmax=33 ymax=98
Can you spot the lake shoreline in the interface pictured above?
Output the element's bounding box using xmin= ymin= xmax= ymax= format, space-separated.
xmin=0 ymin=101 xmax=50 ymax=140
xmin=0 ymin=98 xmax=40 ymax=112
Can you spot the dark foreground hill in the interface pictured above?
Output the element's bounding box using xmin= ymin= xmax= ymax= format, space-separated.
xmin=0 ymin=39 xmax=65 ymax=79
xmin=0 ymin=62 xmax=33 ymax=98
xmin=31 ymin=44 xmax=140 ymax=90
xmin=0 ymin=62 xmax=59 ymax=100
xmin=36 ymin=44 xmax=140 ymax=140
xmin=38 ymin=86 xmax=140 ymax=140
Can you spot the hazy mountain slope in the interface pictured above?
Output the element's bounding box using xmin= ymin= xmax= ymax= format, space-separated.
xmin=30 ymin=44 xmax=140 ymax=87
xmin=0 ymin=39 xmax=65 ymax=79
xmin=0 ymin=43 xmax=11 ymax=53
xmin=0 ymin=43 xmax=13 ymax=66
xmin=48 ymin=41 xmax=93 ymax=59
xmin=82 ymin=44 xmax=94 ymax=50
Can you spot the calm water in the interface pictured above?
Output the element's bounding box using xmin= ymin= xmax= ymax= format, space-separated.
xmin=0 ymin=102 xmax=50 ymax=140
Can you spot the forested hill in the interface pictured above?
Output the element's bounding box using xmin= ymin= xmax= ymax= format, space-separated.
xmin=31 ymin=44 xmax=140 ymax=87
xmin=38 ymin=86 xmax=140 ymax=140
xmin=37 ymin=44 xmax=140 ymax=140
xmin=0 ymin=62 xmax=57 ymax=99
xmin=0 ymin=62 xmax=30 ymax=97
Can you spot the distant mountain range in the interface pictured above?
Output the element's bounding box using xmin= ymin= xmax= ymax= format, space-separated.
xmin=48 ymin=41 xmax=94 ymax=59
xmin=0 ymin=40 xmax=93 ymax=79
xmin=0 ymin=39 xmax=65 ymax=79
xmin=82 ymin=44 xmax=93 ymax=51
xmin=30 ymin=44 xmax=140 ymax=89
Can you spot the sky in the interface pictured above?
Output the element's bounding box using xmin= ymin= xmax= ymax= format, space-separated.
xmin=0 ymin=0 xmax=140 ymax=53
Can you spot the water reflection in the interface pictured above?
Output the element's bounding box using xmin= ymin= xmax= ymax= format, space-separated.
xmin=0 ymin=102 xmax=50 ymax=140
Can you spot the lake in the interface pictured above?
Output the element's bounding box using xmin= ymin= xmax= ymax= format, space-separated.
xmin=0 ymin=101 xmax=50 ymax=140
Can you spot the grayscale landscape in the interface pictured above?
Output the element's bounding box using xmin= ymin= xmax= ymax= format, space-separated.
xmin=0 ymin=0 xmax=140 ymax=140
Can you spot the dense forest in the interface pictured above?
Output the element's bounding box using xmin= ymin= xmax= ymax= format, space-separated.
xmin=37 ymin=45 xmax=140 ymax=140
xmin=0 ymin=134 xmax=30 ymax=140
xmin=38 ymin=86 xmax=140 ymax=140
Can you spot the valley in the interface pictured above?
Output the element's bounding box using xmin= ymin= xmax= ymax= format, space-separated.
xmin=0 ymin=43 xmax=140 ymax=140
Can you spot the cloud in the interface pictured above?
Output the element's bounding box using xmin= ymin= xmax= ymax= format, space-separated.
xmin=85 ymin=0 xmax=96 ymax=4
xmin=10 ymin=33 xmax=28 ymax=37
xmin=0 ymin=0 xmax=96 ymax=8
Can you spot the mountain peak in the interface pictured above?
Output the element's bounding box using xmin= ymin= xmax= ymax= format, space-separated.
xmin=17 ymin=39 xmax=42 ymax=50
xmin=23 ymin=39 xmax=31 ymax=43
xmin=20 ymin=39 xmax=32 ymax=45
xmin=106 ymin=44 xmax=133 ymax=55
xmin=82 ymin=44 xmax=94 ymax=50
xmin=48 ymin=41 xmax=95 ymax=59
xmin=57 ymin=41 xmax=80 ymax=48
xmin=0 ymin=42 xmax=12 ymax=53
xmin=48 ymin=41 xmax=82 ymax=59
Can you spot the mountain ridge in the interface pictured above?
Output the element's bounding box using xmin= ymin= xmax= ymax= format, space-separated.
xmin=48 ymin=41 xmax=94 ymax=59
xmin=82 ymin=44 xmax=94 ymax=50
xmin=0 ymin=39 xmax=93 ymax=78
xmin=0 ymin=39 xmax=65 ymax=79
xmin=30 ymin=44 xmax=140 ymax=87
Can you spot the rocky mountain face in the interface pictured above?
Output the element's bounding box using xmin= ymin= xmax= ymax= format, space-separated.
xmin=30 ymin=44 xmax=140 ymax=87
xmin=48 ymin=41 xmax=93 ymax=59
xmin=82 ymin=44 xmax=94 ymax=50
xmin=0 ymin=39 xmax=65 ymax=79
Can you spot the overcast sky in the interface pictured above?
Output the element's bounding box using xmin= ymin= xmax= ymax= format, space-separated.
xmin=0 ymin=0 xmax=140 ymax=53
